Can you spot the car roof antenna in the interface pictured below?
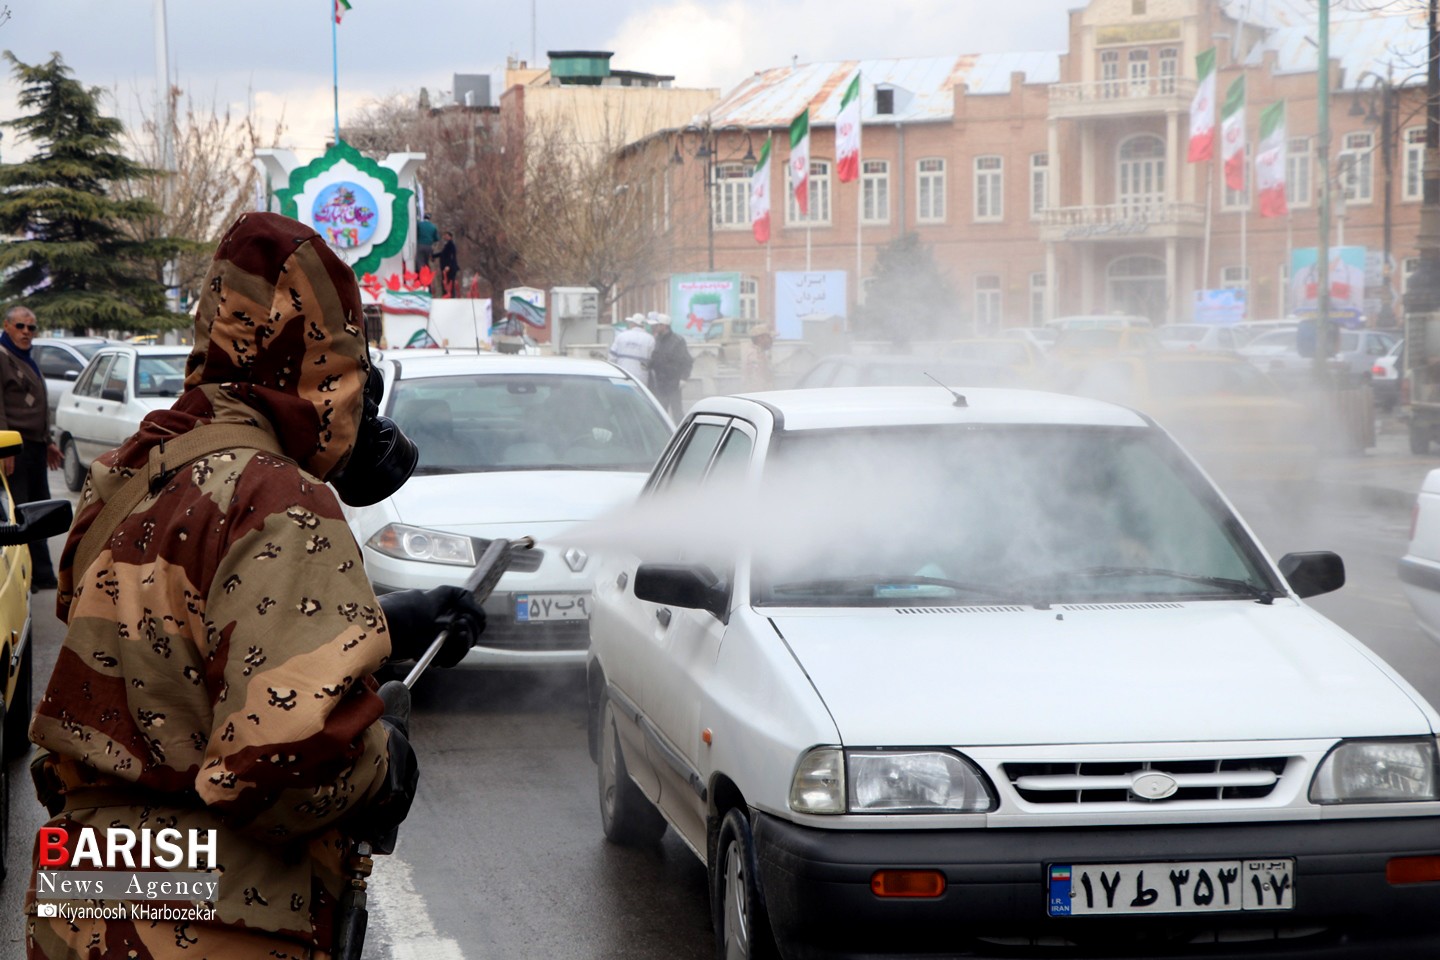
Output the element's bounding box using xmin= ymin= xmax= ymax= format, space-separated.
xmin=924 ymin=373 xmax=967 ymax=408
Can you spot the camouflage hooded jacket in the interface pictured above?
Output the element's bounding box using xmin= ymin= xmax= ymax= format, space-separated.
xmin=29 ymin=213 xmax=395 ymax=948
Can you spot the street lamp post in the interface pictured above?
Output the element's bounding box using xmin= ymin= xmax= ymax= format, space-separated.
xmin=1352 ymin=67 xmax=1399 ymax=329
xmin=673 ymin=124 xmax=756 ymax=273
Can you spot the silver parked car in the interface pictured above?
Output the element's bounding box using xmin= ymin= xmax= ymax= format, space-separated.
xmin=33 ymin=337 xmax=112 ymax=421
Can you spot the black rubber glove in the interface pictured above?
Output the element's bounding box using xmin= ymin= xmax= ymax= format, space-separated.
xmin=379 ymin=585 xmax=486 ymax=667
xmin=363 ymin=681 xmax=419 ymax=855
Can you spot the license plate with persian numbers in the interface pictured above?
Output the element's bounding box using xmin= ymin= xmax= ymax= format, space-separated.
xmin=1047 ymin=859 xmax=1295 ymax=917
xmin=515 ymin=593 xmax=590 ymax=622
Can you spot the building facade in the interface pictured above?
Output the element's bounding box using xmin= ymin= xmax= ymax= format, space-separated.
xmin=627 ymin=0 xmax=1427 ymax=332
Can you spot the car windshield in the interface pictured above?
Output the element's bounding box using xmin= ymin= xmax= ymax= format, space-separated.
xmin=135 ymin=356 xmax=188 ymax=397
xmin=389 ymin=373 xmax=672 ymax=474
xmin=752 ymin=424 xmax=1274 ymax=607
xmin=1058 ymin=329 xmax=1121 ymax=348
xmin=1248 ymin=330 xmax=1297 ymax=350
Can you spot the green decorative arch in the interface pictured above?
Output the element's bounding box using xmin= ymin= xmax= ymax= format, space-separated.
xmin=275 ymin=139 xmax=413 ymax=276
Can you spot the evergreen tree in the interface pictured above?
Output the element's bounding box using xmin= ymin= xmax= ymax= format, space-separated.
xmin=857 ymin=232 xmax=957 ymax=345
xmin=0 ymin=52 xmax=182 ymax=334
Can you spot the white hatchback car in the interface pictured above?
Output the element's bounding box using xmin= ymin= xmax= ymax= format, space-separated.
xmin=589 ymin=386 xmax=1440 ymax=959
xmin=344 ymin=352 xmax=674 ymax=668
xmin=53 ymin=344 xmax=190 ymax=491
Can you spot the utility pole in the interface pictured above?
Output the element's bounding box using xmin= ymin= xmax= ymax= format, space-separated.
xmin=1315 ymin=0 xmax=1332 ymax=374
xmin=1381 ymin=64 xmax=1396 ymax=329
xmin=1407 ymin=0 xmax=1440 ymax=319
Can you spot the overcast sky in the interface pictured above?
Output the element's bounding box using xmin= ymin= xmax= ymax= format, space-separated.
xmin=1 ymin=0 xmax=1077 ymax=160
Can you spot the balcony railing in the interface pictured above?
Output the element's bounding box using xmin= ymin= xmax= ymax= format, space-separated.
xmin=1039 ymin=202 xmax=1206 ymax=242
xmin=1049 ymin=76 xmax=1196 ymax=116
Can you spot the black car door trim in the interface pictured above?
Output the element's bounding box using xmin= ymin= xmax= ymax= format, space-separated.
xmin=607 ymin=681 xmax=708 ymax=803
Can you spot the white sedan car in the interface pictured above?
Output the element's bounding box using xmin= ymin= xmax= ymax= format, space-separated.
xmin=589 ymin=386 xmax=1440 ymax=959
xmin=53 ymin=344 xmax=190 ymax=491
xmin=345 ymin=352 xmax=673 ymax=668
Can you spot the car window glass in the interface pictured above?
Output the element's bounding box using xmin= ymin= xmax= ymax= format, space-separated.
xmin=75 ymin=356 xmax=113 ymax=399
xmin=36 ymin=346 xmax=83 ymax=378
xmin=756 ymin=425 xmax=1270 ymax=606
xmin=706 ymin=426 xmax=753 ymax=486
xmin=104 ymin=354 xmax=132 ymax=396
xmin=661 ymin=421 xmax=726 ymax=489
xmin=136 ymin=356 xmax=187 ymax=397
xmin=389 ymin=373 xmax=673 ymax=474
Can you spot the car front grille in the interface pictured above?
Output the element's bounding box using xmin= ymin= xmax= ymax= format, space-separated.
xmin=1004 ymin=757 xmax=1291 ymax=805
xmin=477 ymin=615 xmax=589 ymax=652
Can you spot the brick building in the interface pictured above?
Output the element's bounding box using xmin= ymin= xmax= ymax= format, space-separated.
xmin=624 ymin=0 xmax=1428 ymax=332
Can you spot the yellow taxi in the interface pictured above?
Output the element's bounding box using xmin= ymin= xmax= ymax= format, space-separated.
xmin=1065 ymin=353 xmax=1318 ymax=487
xmin=0 ymin=429 xmax=74 ymax=883
xmin=1044 ymin=326 xmax=1163 ymax=390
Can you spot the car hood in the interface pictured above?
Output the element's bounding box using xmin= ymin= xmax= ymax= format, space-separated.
xmin=383 ymin=470 xmax=648 ymax=530
xmin=767 ymin=602 xmax=1433 ymax=746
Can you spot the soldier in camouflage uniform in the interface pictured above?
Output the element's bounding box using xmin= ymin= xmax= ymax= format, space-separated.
xmin=26 ymin=212 xmax=477 ymax=959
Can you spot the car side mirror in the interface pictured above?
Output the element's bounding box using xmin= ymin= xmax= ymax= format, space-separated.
xmin=1278 ymin=551 xmax=1345 ymax=598
xmin=63 ymin=370 xmax=80 ymax=381
xmin=634 ymin=563 xmax=728 ymax=622
xmin=0 ymin=499 xmax=74 ymax=547
xmin=101 ymin=386 xmax=125 ymax=403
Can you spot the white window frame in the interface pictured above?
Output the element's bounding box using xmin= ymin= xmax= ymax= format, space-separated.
xmin=785 ymin=158 xmax=833 ymax=226
xmin=1029 ymin=272 xmax=1047 ymax=324
xmin=1286 ymin=137 xmax=1312 ymax=209
xmin=1158 ymin=48 xmax=1178 ymax=95
xmin=711 ymin=162 xmax=753 ymax=230
xmin=1404 ymin=126 xmax=1426 ymax=203
xmin=975 ymin=274 xmax=1002 ymax=334
xmin=1340 ymin=130 xmax=1374 ymax=205
xmin=740 ymin=277 xmax=758 ymax=319
xmin=1030 ymin=153 xmax=1050 ymax=219
xmin=1101 ymin=50 xmax=1121 ymax=99
xmin=1128 ymin=48 xmax=1150 ymax=96
xmin=861 ymin=159 xmax=890 ymax=224
xmin=973 ymin=155 xmax=1003 ymax=223
xmin=917 ymin=157 xmax=947 ymax=224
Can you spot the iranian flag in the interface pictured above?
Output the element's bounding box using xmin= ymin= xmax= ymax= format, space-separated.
xmin=1187 ymin=48 xmax=1218 ymax=162
xmin=750 ymin=136 xmax=773 ymax=244
xmin=1256 ymin=100 xmax=1289 ymax=218
xmin=836 ymin=74 xmax=862 ymax=183
xmin=335 ymin=0 xmax=351 ymax=23
xmin=789 ymin=109 xmax=811 ymax=216
xmin=1221 ymin=73 xmax=1246 ymax=192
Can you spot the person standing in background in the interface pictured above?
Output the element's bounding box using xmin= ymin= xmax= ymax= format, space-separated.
xmin=415 ymin=213 xmax=439 ymax=273
xmin=0 ymin=304 xmax=62 ymax=591
xmin=609 ymin=314 xmax=655 ymax=382
xmin=743 ymin=324 xmax=776 ymax=392
xmin=647 ymin=314 xmax=693 ymax=420
xmin=437 ymin=230 xmax=459 ymax=298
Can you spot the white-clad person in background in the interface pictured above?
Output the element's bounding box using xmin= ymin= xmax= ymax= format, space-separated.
xmin=608 ymin=313 xmax=655 ymax=382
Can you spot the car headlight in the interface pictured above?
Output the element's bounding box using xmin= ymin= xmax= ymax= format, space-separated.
xmin=789 ymin=747 xmax=996 ymax=815
xmin=365 ymin=523 xmax=476 ymax=566
xmin=1309 ymin=738 xmax=1440 ymax=804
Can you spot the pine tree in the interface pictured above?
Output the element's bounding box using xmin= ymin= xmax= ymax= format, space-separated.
xmin=858 ymin=232 xmax=956 ymax=344
xmin=0 ymin=52 xmax=182 ymax=334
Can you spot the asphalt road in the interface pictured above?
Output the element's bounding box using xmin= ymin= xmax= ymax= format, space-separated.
xmin=0 ymin=466 xmax=1435 ymax=959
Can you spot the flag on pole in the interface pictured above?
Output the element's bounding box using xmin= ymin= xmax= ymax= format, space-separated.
xmin=505 ymin=295 xmax=548 ymax=329
xmin=1187 ymin=48 xmax=1218 ymax=162
xmin=836 ymin=74 xmax=862 ymax=183
xmin=1221 ymin=73 xmax=1246 ymax=192
xmin=789 ymin=109 xmax=811 ymax=216
xmin=335 ymin=0 xmax=351 ymax=23
xmin=381 ymin=287 xmax=432 ymax=317
xmin=1256 ymin=100 xmax=1289 ymax=218
xmin=750 ymin=136 xmax=773 ymax=244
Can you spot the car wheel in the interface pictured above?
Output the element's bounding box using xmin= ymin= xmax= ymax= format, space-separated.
xmin=712 ymin=808 xmax=777 ymax=960
xmin=62 ymin=438 xmax=85 ymax=493
xmin=597 ymin=696 xmax=666 ymax=846
xmin=3 ymin=638 xmax=31 ymax=759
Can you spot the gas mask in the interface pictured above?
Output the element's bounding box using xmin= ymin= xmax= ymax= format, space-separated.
xmin=330 ymin=365 xmax=418 ymax=507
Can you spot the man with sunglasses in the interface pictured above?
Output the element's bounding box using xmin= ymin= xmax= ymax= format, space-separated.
xmin=0 ymin=305 xmax=63 ymax=591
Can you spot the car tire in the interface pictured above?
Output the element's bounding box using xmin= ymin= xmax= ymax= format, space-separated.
xmin=62 ymin=438 xmax=85 ymax=493
xmin=712 ymin=808 xmax=777 ymax=960
xmin=597 ymin=696 xmax=666 ymax=846
xmin=3 ymin=638 xmax=31 ymax=759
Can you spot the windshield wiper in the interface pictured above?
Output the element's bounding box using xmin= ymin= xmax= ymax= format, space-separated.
xmin=768 ymin=575 xmax=1019 ymax=603
xmin=1013 ymin=566 xmax=1276 ymax=604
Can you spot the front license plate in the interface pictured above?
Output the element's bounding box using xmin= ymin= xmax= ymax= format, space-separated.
xmin=514 ymin=593 xmax=590 ymax=622
xmin=1047 ymin=859 xmax=1295 ymax=917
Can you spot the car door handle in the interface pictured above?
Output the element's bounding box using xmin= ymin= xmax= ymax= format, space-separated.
xmin=656 ymin=608 xmax=671 ymax=628
xmin=617 ymin=571 xmax=628 ymax=591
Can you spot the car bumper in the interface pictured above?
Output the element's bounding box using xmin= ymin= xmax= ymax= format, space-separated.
xmin=753 ymin=812 xmax=1440 ymax=959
